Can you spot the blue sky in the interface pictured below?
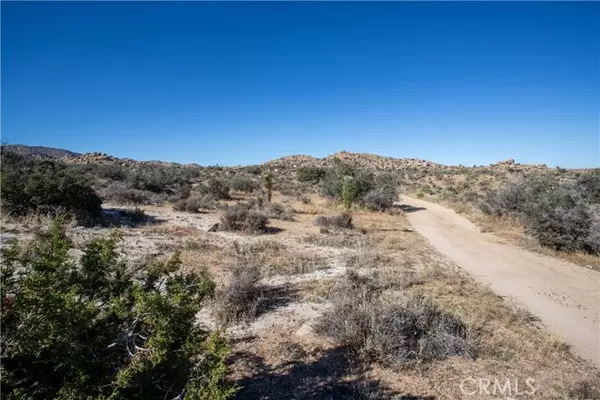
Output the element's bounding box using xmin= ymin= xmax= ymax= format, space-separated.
xmin=2 ymin=2 xmax=598 ymax=167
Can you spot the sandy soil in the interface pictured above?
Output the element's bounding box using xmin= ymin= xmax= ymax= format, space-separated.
xmin=402 ymin=195 xmax=600 ymax=366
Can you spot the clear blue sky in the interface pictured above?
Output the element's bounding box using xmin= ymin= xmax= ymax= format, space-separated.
xmin=2 ymin=2 xmax=598 ymax=167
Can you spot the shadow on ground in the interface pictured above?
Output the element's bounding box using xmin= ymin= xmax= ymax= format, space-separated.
xmin=231 ymin=346 xmax=435 ymax=400
xmin=102 ymin=208 xmax=165 ymax=228
xmin=256 ymin=284 xmax=300 ymax=318
xmin=395 ymin=204 xmax=427 ymax=213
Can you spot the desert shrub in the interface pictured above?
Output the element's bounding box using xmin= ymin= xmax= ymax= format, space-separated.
xmin=173 ymin=197 xmax=203 ymax=213
xmin=480 ymin=174 xmax=600 ymax=254
xmin=322 ymin=163 xmax=374 ymax=203
xmin=364 ymin=186 xmax=398 ymax=211
xmin=577 ymin=170 xmax=600 ymax=203
xmin=314 ymin=213 xmax=353 ymax=230
xmin=296 ymin=166 xmax=326 ymax=183
xmin=230 ymin=175 xmax=259 ymax=193
xmin=416 ymin=192 xmax=425 ymax=199
xmin=299 ymin=195 xmax=312 ymax=205
xmin=220 ymin=203 xmax=269 ymax=234
xmin=245 ymin=165 xmax=263 ymax=175
xmin=99 ymin=181 xmax=162 ymax=205
xmin=263 ymin=202 xmax=295 ymax=221
xmin=0 ymin=218 xmax=236 ymax=399
xmin=95 ymin=164 xmax=127 ymax=181
xmin=524 ymin=187 xmax=595 ymax=252
xmin=213 ymin=264 xmax=262 ymax=325
xmin=127 ymin=165 xmax=185 ymax=194
xmin=200 ymin=178 xmax=231 ymax=200
xmin=1 ymin=152 xmax=102 ymax=222
xmin=315 ymin=272 xmax=475 ymax=366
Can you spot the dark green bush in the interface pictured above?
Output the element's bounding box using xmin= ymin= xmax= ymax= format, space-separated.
xmin=322 ymin=162 xmax=375 ymax=205
xmin=0 ymin=219 xmax=236 ymax=399
xmin=296 ymin=166 xmax=326 ymax=183
xmin=1 ymin=152 xmax=102 ymax=222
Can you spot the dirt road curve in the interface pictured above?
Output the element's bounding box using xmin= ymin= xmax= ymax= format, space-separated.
xmin=402 ymin=196 xmax=600 ymax=366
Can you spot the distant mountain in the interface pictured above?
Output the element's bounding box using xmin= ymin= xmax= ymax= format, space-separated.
xmin=1 ymin=144 xmax=81 ymax=159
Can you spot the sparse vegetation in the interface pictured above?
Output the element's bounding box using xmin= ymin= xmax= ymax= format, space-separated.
xmin=314 ymin=213 xmax=353 ymax=230
xmin=213 ymin=264 xmax=262 ymax=325
xmin=315 ymin=271 xmax=475 ymax=366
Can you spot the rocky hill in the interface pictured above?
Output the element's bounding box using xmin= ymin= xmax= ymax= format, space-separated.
xmin=3 ymin=144 xmax=554 ymax=173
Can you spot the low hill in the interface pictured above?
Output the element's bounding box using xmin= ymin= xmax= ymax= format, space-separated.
xmin=1 ymin=144 xmax=80 ymax=159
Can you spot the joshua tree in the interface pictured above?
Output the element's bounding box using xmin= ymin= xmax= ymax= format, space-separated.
xmin=263 ymin=172 xmax=274 ymax=203
xmin=341 ymin=175 xmax=357 ymax=211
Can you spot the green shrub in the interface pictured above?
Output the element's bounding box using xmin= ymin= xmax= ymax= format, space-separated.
xmin=0 ymin=219 xmax=236 ymax=399
xmin=1 ymin=152 xmax=102 ymax=222
xmin=296 ymin=166 xmax=326 ymax=183
xmin=322 ymin=163 xmax=374 ymax=205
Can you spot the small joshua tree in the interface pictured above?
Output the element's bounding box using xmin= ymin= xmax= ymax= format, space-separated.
xmin=263 ymin=172 xmax=274 ymax=203
xmin=342 ymin=175 xmax=357 ymax=211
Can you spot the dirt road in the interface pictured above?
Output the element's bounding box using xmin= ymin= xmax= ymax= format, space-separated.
xmin=402 ymin=196 xmax=600 ymax=366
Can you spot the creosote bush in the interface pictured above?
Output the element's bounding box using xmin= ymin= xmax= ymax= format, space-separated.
xmin=0 ymin=218 xmax=236 ymax=399
xmin=315 ymin=272 xmax=475 ymax=366
xmin=1 ymin=151 xmax=102 ymax=223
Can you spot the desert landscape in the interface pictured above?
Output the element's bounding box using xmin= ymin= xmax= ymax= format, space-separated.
xmin=1 ymin=145 xmax=598 ymax=399
xmin=3 ymin=2 xmax=598 ymax=399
